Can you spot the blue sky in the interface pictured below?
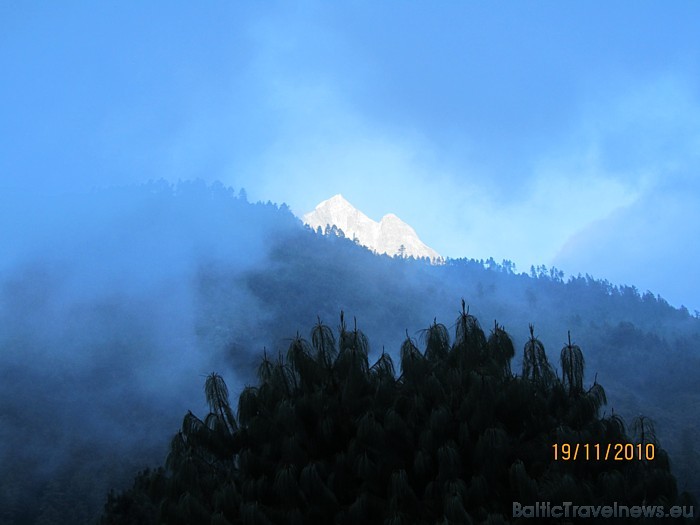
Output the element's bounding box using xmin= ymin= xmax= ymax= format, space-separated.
xmin=2 ymin=2 xmax=700 ymax=309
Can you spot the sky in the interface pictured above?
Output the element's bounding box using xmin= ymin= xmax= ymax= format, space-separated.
xmin=2 ymin=2 xmax=700 ymax=309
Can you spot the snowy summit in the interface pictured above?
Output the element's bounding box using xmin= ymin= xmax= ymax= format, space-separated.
xmin=302 ymin=194 xmax=442 ymax=262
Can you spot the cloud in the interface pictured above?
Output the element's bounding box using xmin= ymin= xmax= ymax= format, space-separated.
xmin=576 ymin=74 xmax=700 ymax=186
xmin=227 ymin=55 xmax=646 ymax=272
xmin=222 ymin=11 xmax=700 ymax=311
xmin=550 ymin=74 xmax=700 ymax=308
xmin=553 ymin=188 xmax=700 ymax=310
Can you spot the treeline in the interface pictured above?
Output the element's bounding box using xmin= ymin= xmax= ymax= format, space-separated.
xmin=316 ymin=219 xmax=698 ymax=321
xmin=102 ymin=305 xmax=694 ymax=524
xmin=4 ymin=181 xmax=700 ymax=523
xmin=203 ymin=183 xmax=700 ymax=497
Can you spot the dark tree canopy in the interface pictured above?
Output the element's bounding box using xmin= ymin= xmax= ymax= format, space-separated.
xmin=102 ymin=306 xmax=695 ymax=525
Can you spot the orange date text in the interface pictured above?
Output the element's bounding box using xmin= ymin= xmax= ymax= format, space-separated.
xmin=552 ymin=443 xmax=655 ymax=461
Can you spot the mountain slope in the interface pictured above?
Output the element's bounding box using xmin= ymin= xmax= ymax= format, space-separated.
xmin=302 ymin=194 xmax=442 ymax=261
xmin=2 ymin=181 xmax=700 ymax=524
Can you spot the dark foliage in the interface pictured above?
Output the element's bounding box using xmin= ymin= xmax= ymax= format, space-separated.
xmin=103 ymin=309 xmax=696 ymax=524
xmin=4 ymin=182 xmax=700 ymax=523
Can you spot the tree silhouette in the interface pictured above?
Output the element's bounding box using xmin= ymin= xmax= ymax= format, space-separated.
xmin=560 ymin=331 xmax=585 ymax=396
xmin=103 ymin=305 xmax=695 ymax=524
xmin=522 ymin=324 xmax=556 ymax=390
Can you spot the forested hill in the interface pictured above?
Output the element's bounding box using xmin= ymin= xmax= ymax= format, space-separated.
xmin=1 ymin=180 xmax=699 ymax=524
xmin=233 ymin=207 xmax=700 ymax=497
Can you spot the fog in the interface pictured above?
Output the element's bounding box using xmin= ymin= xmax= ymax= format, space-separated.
xmin=4 ymin=3 xmax=700 ymax=314
xmin=2 ymin=180 xmax=700 ymax=523
xmin=553 ymin=185 xmax=700 ymax=312
xmin=3 ymin=4 xmax=700 ymax=521
xmin=0 ymin=181 xmax=291 ymax=522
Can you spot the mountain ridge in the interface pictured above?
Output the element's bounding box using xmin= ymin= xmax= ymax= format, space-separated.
xmin=302 ymin=194 xmax=442 ymax=262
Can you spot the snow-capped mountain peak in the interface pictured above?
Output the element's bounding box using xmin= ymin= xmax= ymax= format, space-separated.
xmin=302 ymin=194 xmax=442 ymax=262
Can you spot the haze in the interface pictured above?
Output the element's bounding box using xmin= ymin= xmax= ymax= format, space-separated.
xmin=3 ymin=2 xmax=700 ymax=308
xmin=3 ymin=5 xmax=700 ymax=521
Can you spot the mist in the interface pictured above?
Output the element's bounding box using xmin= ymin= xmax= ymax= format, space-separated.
xmin=0 ymin=181 xmax=291 ymax=522
xmin=3 ymin=3 xmax=700 ymax=522
xmin=4 ymin=3 xmax=700 ymax=313
xmin=2 ymin=179 xmax=700 ymax=523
